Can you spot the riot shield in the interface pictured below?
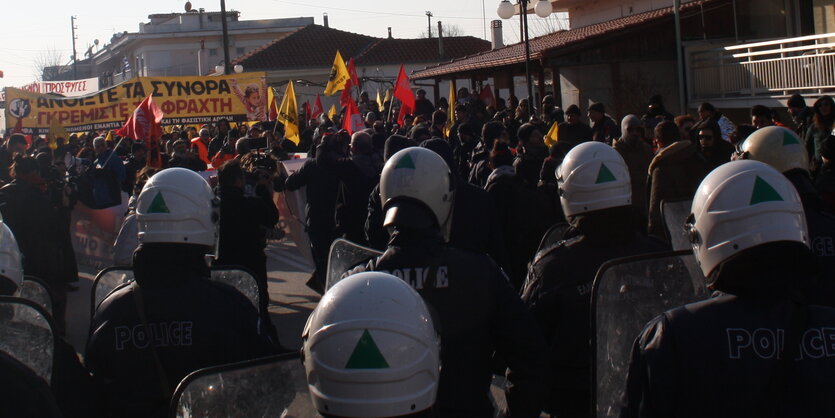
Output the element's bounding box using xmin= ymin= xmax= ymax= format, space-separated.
xmin=535 ymin=222 xmax=571 ymax=253
xmin=277 ymin=159 xmax=314 ymax=267
xmin=0 ymin=296 xmax=55 ymax=384
xmin=17 ymin=276 xmax=54 ymax=317
xmin=661 ymin=199 xmax=693 ymax=251
xmin=170 ymin=353 xmax=316 ymax=418
xmin=591 ymin=250 xmax=708 ymax=418
xmin=92 ymin=267 xmax=262 ymax=319
xmin=325 ymin=239 xmax=383 ymax=291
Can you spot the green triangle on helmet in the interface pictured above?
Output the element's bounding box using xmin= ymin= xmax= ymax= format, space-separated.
xmin=750 ymin=176 xmax=784 ymax=205
xmin=395 ymin=153 xmax=416 ymax=169
xmin=595 ymin=163 xmax=617 ymax=184
xmin=344 ymin=329 xmax=390 ymax=369
xmin=147 ymin=191 xmax=171 ymax=214
xmin=782 ymin=131 xmax=800 ymax=146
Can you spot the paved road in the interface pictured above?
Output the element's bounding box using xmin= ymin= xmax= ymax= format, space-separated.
xmin=65 ymin=237 xmax=318 ymax=355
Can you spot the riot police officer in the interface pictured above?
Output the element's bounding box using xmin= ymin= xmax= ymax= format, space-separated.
xmin=735 ymin=125 xmax=835 ymax=305
xmin=521 ymin=141 xmax=667 ymax=418
xmin=303 ymin=271 xmax=440 ymax=417
xmin=85 ymin=167 xmax=273 ymax=417
xmin=622 ymin=160 xmax=835 ymax=417
xmin=347 ymin=147 xmax=547 ymax=417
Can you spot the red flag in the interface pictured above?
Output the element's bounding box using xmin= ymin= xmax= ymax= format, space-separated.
xmin=397 ymin=102 xmax=413 ymax=126
xmin=311 ymin=94 xmax=324 ymax=119
xmin=303 ymin=101 xmax=312 ymax=123
xmin=115 ymin=95 xmax=164 ymax=168
xmin=347 ymin=58 xmax=359 ymax=87
xmin=393 ymin=65 xmax=415 ymax=110
xmin=479 ymin=84 xmax=495 ymax=108
xmin=340 ymin=78 xmax=354 ymax=107
xmin=343 ymin=100 xmax=365 ymax=134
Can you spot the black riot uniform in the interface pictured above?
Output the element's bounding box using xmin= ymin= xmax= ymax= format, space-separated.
xmin=785 ymin=169 xmax=835 ymax=306
xmin=621 ymin=243 xmax=835 ymax=418
xmin=522 ymin=206 xmax=668 ymax=418
xmin=348 ymin=228 xmax=547 ymax=418
xmin=85 ymin=244 xmax=273 ymax=418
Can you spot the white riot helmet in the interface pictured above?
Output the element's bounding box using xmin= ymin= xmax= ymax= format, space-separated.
xmin=556 ymin=141 xmax=632 ymax=217
xmin=687 ymin=160 xmax=808 ymax=278
xmin=736 ymin=126 xmax=809 ymax=173
xmin=302 ymin=272 xmax=440 ymax=417
xmin=380 ymin=147 xmax=454 ymax=241
xmin=0 ymin=222 xmax=23 ymax=291
xmin=136 ymin=167 xmax=219 ymax=253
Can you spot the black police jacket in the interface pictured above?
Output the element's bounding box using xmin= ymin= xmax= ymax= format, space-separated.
xmin=521 ymin=217 xmax=667 ymax=416
xmin=348 ymin=229 xmax=547 ymax=418
xmin=622 ymin=293 xmax=835 ymax=418
xmin=85 ymin=254 xmax=273 ymax=418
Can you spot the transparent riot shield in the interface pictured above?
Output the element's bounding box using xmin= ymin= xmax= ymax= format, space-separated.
xmin=92 ymin=266 xmax=262 ymax=318
xmin=591 ymin=250 xmax=709 ymax=418
xmin=170 ymin=353 xmax=317 ymax=418
xmin=0 ymin=296 xmax=55 ymax=384
xmin=325 ymin=239 xmax=383 ymax=291
xmin=661 ymin=199 xmax=693 ymax=251
xmin=17 ymin=276 xmax=54 ymax=318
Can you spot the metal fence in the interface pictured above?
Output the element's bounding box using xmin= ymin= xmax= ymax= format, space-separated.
xmin=689 ymin=32 xmax=835 ymax=101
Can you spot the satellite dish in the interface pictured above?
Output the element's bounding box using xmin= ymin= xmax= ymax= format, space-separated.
xmin=185 ymin=1 xmax=193 ymax=12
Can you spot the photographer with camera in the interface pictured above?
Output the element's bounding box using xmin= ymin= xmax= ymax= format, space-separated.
xmin=36 ymin=151 xmax=80 ymax=292
xmin=215 ymin=157 xmax=280 ymax=343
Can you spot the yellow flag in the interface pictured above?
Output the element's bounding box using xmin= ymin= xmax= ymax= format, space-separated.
xmin=376 ymin=90 xmax=383 ymax=110
xmin=545 ymin=121 xmax=559 ymax=147
xmin=47 ymin=119 xmax=68 ymax=150
xmin=324 ymin=50 xmax=350 ymax=96
xmin=383 ymin=89 xmax=392 ymax=108
xmin=277 ymin=81 xmax=300 ymax=145
xmin=444 ymin=81 xmax=456 ymax=138
xmin=328 ymin=104 xmax=337 ymax=119
xmin=267 ymin=86 xmax=277 ymax=121
xmin=105 ymin=130 xmax=114 ymax=142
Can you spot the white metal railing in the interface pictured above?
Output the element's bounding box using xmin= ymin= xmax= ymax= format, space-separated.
xmin=688 ymin=32 xmax=835 ymax=101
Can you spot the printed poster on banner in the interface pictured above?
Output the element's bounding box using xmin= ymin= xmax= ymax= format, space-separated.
xmin=3 ymin=72 xmax=267 ymax=134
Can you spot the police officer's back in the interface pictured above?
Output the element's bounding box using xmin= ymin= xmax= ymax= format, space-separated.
xmin=348 ymin=147 xmax=547 ymax=417
xmin=622 ymin=161 xmax=835 ymax=417
xmin=85 ymin=168 xmax=273 ymax=417
xmin=521 ymin=142 xmax=667 ymax=418
xmin=736 ymin=126 xmax=835 ymax=306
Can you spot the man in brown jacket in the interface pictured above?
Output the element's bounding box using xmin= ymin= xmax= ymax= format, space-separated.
xmin=646 ymin=121 xmax=709 ymax=239
xmin=613 ymin=115 xmax=654 ymax=228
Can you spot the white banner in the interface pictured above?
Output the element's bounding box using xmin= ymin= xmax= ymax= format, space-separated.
xmin=18 ymin=77 xmax=100 ymax=97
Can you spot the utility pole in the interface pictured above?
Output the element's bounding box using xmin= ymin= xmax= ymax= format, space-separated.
xmin=71 ymin=16 xmax=78 ymax=80
xmin=426 ymin=11 xmax=433 ymax=38
xmin=220 ymin=0 xmax=231 ymax=75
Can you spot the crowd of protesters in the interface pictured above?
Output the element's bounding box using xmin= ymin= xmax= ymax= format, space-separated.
xmin=1 ymin=82 xmax=834 ymax=416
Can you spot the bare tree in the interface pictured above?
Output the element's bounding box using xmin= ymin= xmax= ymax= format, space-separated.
xmin=421 ymin=23 xmax=466 ymax=38
xmin=32 ymin=47 xmax=65 ymax=81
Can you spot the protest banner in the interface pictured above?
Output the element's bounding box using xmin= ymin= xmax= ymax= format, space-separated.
xmin=4 ymin=72 xmax=267 ymax=135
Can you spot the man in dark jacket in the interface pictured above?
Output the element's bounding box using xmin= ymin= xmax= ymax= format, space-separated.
xmin=0 ymin=134 xmax=27 ymax=185
xmin=215 ymin=159 xmax=279 ymax=336
xmin=413 ymin=89 xmax=435 ymax=121
xmin=647 ymin=121 xmax=710 ymax=239
xmin=588 ymin=102 xmax=621 ymax=145
xmin=285 ymin=136 xmax=342 ymax=293
xmin=697 ymin=123 xmax=735 ymax=170
xmin=622 ymin=160 xmax=835 ymax=418
xmin=523 ymin=142 xmax=668 ymax=418
xmin=348 ymin=147 xmax=546 ymax=418
xmin=85 ymin=168 xmax=273 ymax=418
xmin=558 ymin=105 xmax=594 ymax=146
xmin=788 ymin=93 xmax=814 ymax=141
xmin=0 ymin=156 xmax=64 ymax=332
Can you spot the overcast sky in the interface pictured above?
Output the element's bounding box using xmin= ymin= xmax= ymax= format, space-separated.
xmin=0 ymin=0 xmax=567 ymax=90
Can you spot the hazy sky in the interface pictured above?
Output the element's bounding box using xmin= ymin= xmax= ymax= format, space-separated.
xmin=0 ymin=0 xmax=566 ymax=90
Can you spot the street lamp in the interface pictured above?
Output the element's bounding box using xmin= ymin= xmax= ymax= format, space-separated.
xmin=497 ymin=0 xmax=553 ymax=109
